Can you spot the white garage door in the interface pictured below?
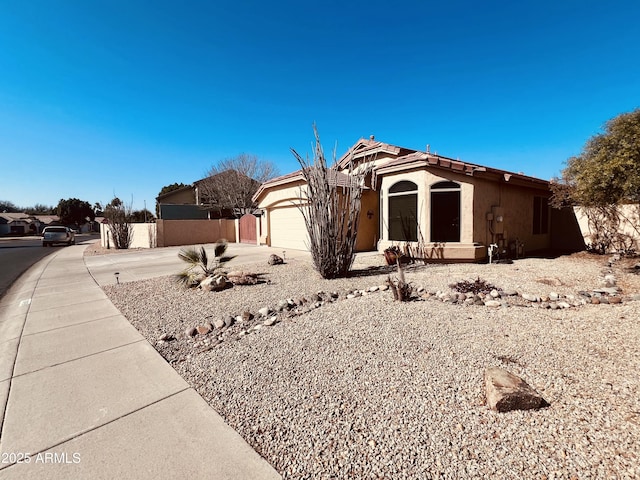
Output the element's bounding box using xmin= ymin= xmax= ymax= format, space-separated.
xmin=269 ymin=206 xmax=309 ymax=251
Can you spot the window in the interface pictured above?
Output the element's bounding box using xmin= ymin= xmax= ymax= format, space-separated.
xmin=533 ymin=196 xmax=549 ymax=234
xmin=388 ymin=181 xmax=418 ymax=241
xmin=430 ymin=181 xmax=460 ymax=242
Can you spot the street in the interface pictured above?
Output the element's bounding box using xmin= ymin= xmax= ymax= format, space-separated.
xmin=0 ymin=235 xmax=95 ymax=298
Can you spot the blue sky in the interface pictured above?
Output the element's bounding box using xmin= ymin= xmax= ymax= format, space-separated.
xmin=1 ymin=0 xmax=639 ymax=212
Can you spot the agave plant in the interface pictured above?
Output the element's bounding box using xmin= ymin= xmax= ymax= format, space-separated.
xmin=174 ymin=241 xmax=236 ymax=289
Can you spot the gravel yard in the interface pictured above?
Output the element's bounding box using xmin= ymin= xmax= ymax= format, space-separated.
xmin=103 ymin=252 xmax=640 ymax=479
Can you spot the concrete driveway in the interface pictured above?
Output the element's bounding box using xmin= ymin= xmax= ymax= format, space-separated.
xmin=83 ymin=243 xmax=311 ymax=287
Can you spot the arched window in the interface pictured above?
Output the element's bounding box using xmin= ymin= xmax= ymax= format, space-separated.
xmin=388 ymin=180 xmax=418 ymax=241
xmin=430 ymin=181 xmax=460 ymax=242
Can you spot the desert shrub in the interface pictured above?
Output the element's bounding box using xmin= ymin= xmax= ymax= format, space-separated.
xmin=452 ymin=277 xmax=497 ymax=295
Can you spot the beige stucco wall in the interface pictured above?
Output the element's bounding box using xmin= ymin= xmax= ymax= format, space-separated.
xmin=156 ymin=219 xmax=236 ymax=247
xmin=257 ymin=179 xmax=380 ymax=252
xmin=574 ymin=204 xmax=640 ymax=252
xmin=378 ymin=169 xmax=475 ymax=243
xmin=469 ymin=176 xmax=551 ymax=253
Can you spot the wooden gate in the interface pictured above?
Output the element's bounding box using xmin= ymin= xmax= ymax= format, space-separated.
xmin=239 ymin=213 xmax=258 ymax=244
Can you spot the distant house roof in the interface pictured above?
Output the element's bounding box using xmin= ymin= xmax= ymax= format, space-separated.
xmin=0 ymin=213 xmax=60 ymax=225
xmin=156 ymin=184 xmax=195 ymax=201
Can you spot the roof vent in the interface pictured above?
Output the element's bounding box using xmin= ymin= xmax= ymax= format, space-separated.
xmin=369 ymin=135 xmax=375 ymax=140
xmin=426 ymin=144 xmax=430 ymax=153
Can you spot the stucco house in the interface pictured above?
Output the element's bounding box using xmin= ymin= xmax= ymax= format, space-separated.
xmin=253 ymin=136 xmax=554 ymax=262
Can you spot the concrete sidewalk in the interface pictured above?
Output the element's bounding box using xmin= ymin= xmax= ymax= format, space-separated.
xmin=84 ymin=242 xmax=312 ymax=287
xmin=0 ymin=244 xmax=281 ymax=479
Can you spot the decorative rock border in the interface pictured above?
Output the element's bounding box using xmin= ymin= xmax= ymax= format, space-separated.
xmin=161 ymin=275 xmax=638 ymax=356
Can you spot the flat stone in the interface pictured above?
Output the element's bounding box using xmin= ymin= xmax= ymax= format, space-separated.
xmin=557 ymin=301 xmax=571 ymax=309
xmin=485 ymin=367 xmax=548 ymax=413
xmin=594 ymin=287 xmax=619 ymax=295
xmin=549 ymin=292 xmax=559 ymax=301
xmin=213 ymin=319 xmax=225 ymax=330
xmin=484 ymin=300 xmax=501 ymax=308
xmin=263 ymin=317 xmax=277 ymax=327
xmin=346 ymin=294 xmax=356 ymax=299
xmin=522 ymin=293 xmax=540 ymax=302
xmin=369 ymin=286 xmax=379 ymax=292
xmin=591 ymin=297 xmax=601 ymax=305
xmin=258 ymin=307 xmax=270 ymax=317
xmin=379 ymin=284 xmax=389 ymax=291
xmin=502 ymin=289 xmax=519 ymax=297
xmin=608 ymin=296 xmax=622 ymax=304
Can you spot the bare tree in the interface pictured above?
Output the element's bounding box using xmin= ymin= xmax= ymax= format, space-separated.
xmin=291 ymin=126 xmax=372 ymax=279
xmin=198 ymin=154 xmax=279 ymax=217
xmin=104 ymin=197 xmax=133 ymax=249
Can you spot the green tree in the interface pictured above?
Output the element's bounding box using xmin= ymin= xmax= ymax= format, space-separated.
xmin=551 ymin=108 xmax=640 ymax=253
xmin=25 ymin=203 xmax=55 ymax=215
xmin=56 ymin=198 xmax=95 ymax=227
xmin=130 ymin=209 xmax=155 ymax=223
xmin=0 ymin=200 xmax=20 ymax=212
xmin=557 ymin=108 xmax=640 ymax=206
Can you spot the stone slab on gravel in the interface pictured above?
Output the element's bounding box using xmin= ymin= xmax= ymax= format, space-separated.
xmin=485 ymin=366 xmax=548 ymax=412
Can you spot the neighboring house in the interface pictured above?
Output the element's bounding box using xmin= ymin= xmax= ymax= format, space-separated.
xmin=0 ymin=213 xmax=60 ymax=235
xmin=253 ymin=136 xmax=555 ymax=261
xmin=156 ymin=171 xmax=259 ymax=220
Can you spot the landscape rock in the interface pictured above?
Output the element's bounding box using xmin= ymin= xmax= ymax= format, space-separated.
xmin=484 ymin=300 xmax=501 ymax=308
xmin=268 ymin=254 xmax=284 ymax=265
xmin=241 ymin=311 xmax=253 ymax=322
xmin=594 ymin=287 xmax=619 ymax=295
xmin=258 ymin=307 xmax=270 ymax=317
xmin=185 ymin=327 xmax=197 ymax=337
xmin=224 ymin=316 xmax=235 ymax=327
xmin=608 ymin=296 xmax=622 ymax=304
xmin=264 ymin=317 xmax=278 ymax=327
xmin=214 ymin=319 xmax=225 ymax=330
xmin=522 ymin=293 xmax=540 ymax=302
xmin=196 ymin=324 xmax=212 ymax=335
xmin=549 ymin=292 xmax=559 ymax=301
xmin=199 ymin=274 xmax=228 ymax=292
xmin=485 ymin=367 xmax=549 ymax=412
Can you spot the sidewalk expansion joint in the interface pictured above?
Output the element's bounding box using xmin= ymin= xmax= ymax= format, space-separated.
xmin=0 ymin=386 xmax=191 ymax=471
xmin=10 ymin=338 xmax=146 ymax=380
xmin=20 ymin=314 xmax=128 ymax=338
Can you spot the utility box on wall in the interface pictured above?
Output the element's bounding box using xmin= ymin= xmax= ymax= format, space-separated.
xmin=491 ymin=206 xmax=505 ymax=234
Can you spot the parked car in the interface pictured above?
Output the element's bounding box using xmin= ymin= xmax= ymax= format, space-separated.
xmin=42 ymin=226 xmax=76 ymax=247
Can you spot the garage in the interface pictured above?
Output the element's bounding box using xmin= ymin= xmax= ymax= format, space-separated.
xmin=268 ymin=205 xmax=309 ymax=251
